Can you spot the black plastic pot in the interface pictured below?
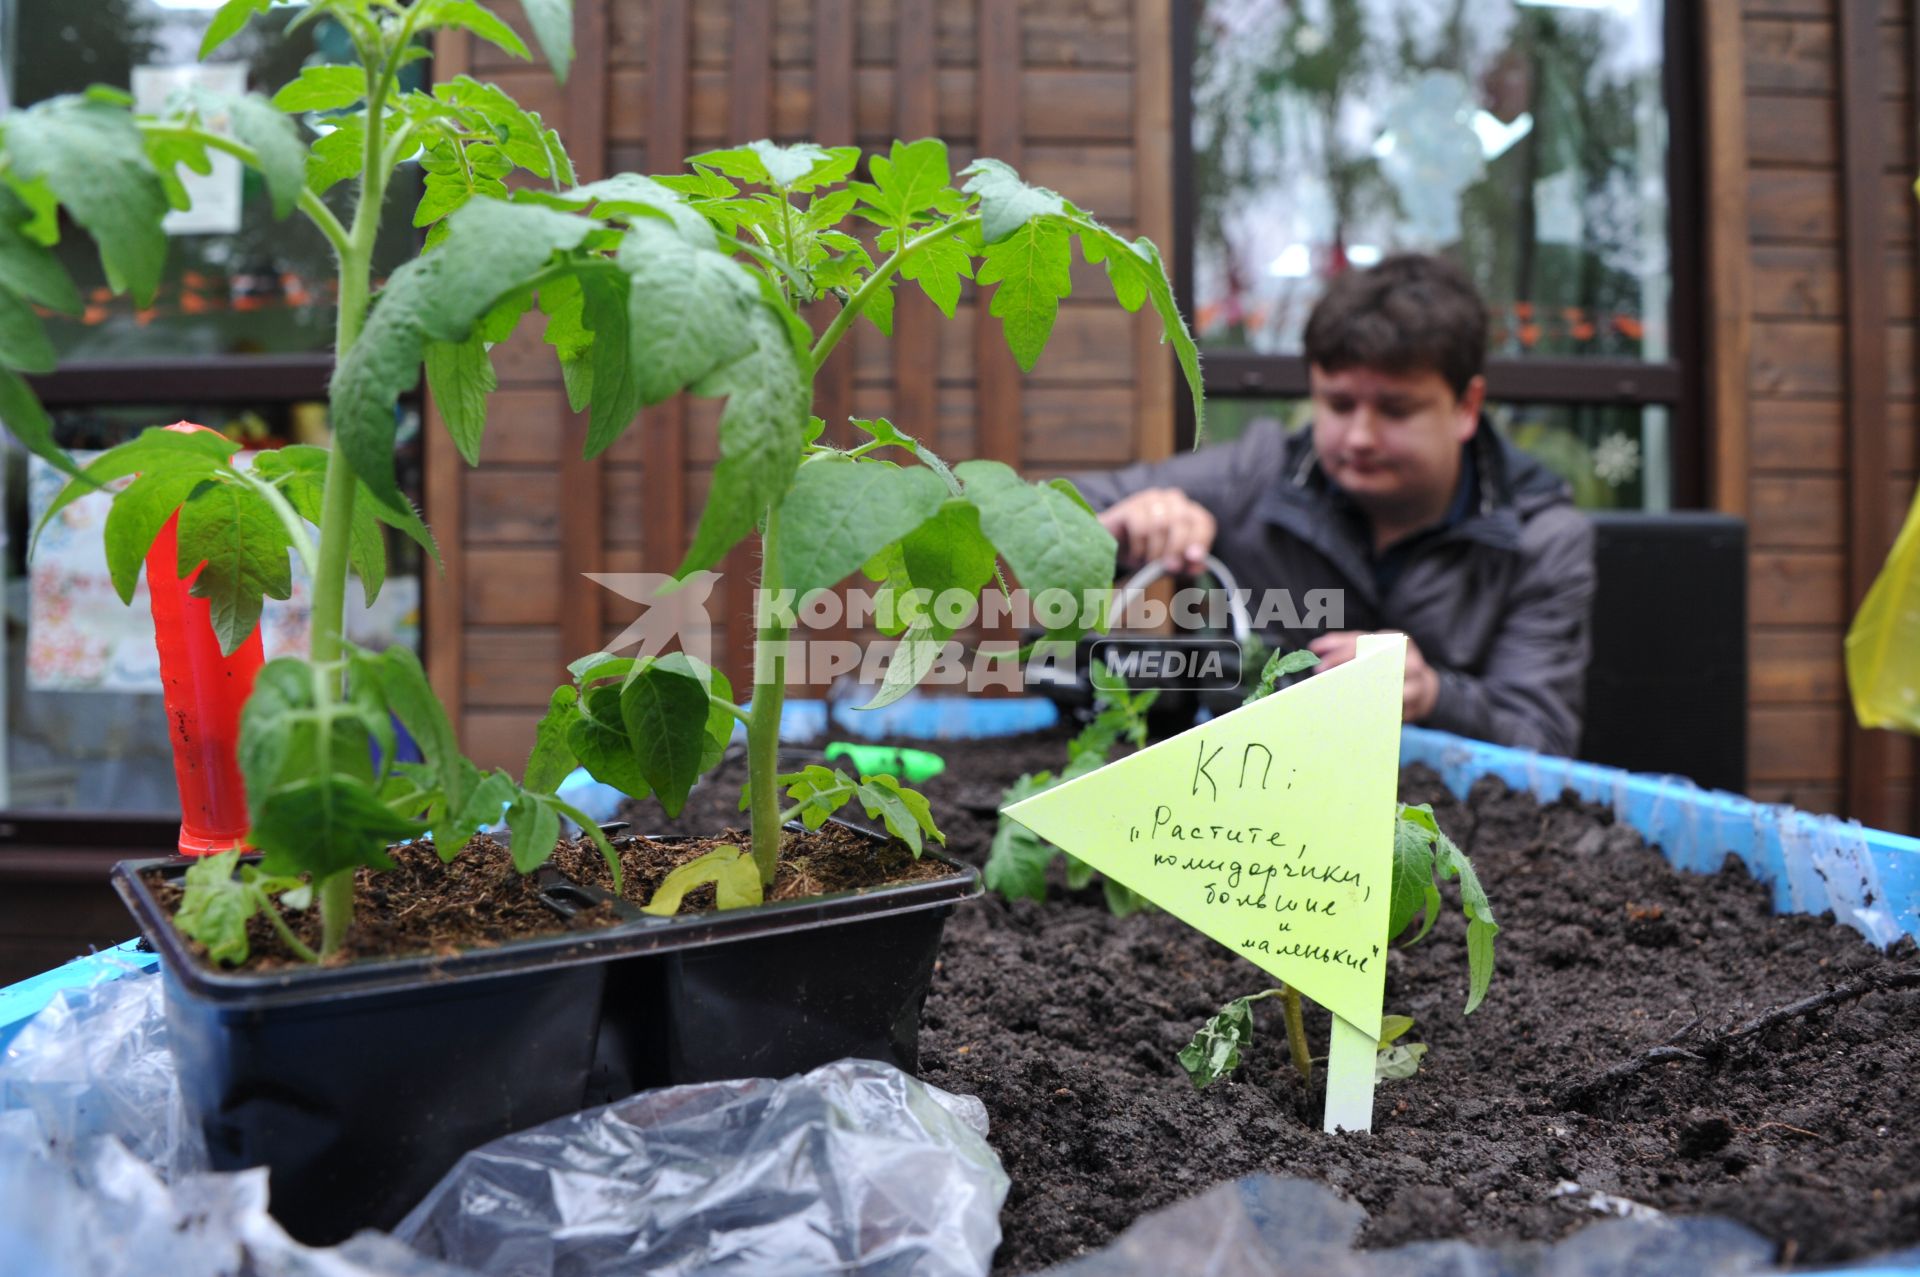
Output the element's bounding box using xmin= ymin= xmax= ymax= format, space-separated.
xmin=110 ymin=821 xmax=979 ymax=1245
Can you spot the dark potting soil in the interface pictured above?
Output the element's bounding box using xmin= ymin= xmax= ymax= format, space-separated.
xmin=148 ymin=814 xmax=955 ymax=970
xmin=785 ymin=726 xmax=1920 ymax=1274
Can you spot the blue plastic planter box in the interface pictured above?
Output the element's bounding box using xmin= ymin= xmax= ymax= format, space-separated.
xmin=4 ymin=702 xmax=1918 ymax=1273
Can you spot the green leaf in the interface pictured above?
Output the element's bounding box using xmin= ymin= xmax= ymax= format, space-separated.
xmin=35 ymin=426 xmax=232 ymax=548
xmin=854 ymin=773 xmax=944 ymax=856
xmin=270 ymin=65 xmax=366 ymax=113
xmin=641 ymin=846 xmax=762 ymax=915
xmin=504 ymin=789 xmax=562 ymax=873
xmin=176 ymin=479 xmax=293 ymax=654
xmin=1378 ymin=1014 xmax=1417 ymax=1048
xmin=519 ymin=0 xmax=576 ymax=83
xmin=1377 ymin=1041 xmax=1427 ymax=1080
xmin=0 ymin=287 xmax=56 ymax=373
xmin=689 ymin=141 xmax=853 ymax=191
xmin=252 ymin=775 xmax=426 ymax=881
xmin=250 ymin=447 xmax=387 ymax=605
xmin=6 ymin=94 xmax=170 ymax=305
xmin=305 ymin=115 xmax=366 ymax=194
xmin=0 ymin=189 xmax=81 ymax=313
xmin=852 ymin=137 xmax=950 ymax=228
xmin=221 ymin=93 xmax=308 ymax=220
xmin=1102 ymin=877 xmax=1153 ymax=917
xmin=332 ymin=198 xmax=596 ymax=518
xmin=618 ymin=217 xmax=759 ymax=406
xmin=1435 ymin=830 xmax=1499 ymax=1014
xmin=1074 ymin=220 xmax=1207 ymax=443
xmin=1243 ymin=647 xmax=1320 ymax=705
xmin=525 ymin=685 xmax=580 ymax=794
xmin=677 ymin=296 xmax=809 ymax=576
xmin=959 ymin=157 xmax=1067 ymax=244
xmin=954 ymin=459 xmax=1114 ymax=638
xmin=424 ymin=332 xmax=496 ymax=465
xmin=985 ymin=771 xmax=1061 ymax=902
xmin=618 ymin=654 xmax=712 ymax=818
xmin=1388 ymin=805 xmax=1443 ymax=943
xmin=201 ymin=0 xmax=271 ymax=58
xmin=425 ymin=0 xmax=532 ymax=60
xmin=975 ymin=217 xmax=1072 ymax=372
xmin=776 ymin=457 xmax=949 ymax=598
xmin=175 ymin=849 xmax=256 ymax=965
xmin=781 ymin=764 xmax=856 ymax=830
xmin=102 ymin=469 xmax=208 ymax=603
xmin=896 ymin=234 xmax=973 ymax=318
xmin=567 ymin=684 xmax=650 ymax=797
xmin=575 ymin=268 xmax=637 ymax=454
xmin=1178 ymin=995 xmax=1260 ymax=1089
xmin=521 ymin=174 xmax=713 ymax=247
xmin=434 ymin=763 xmax=516 ymax=859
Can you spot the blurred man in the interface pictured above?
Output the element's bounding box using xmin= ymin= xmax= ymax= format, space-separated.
xmin=1072 ymin=254 xmax=1595 ymax=756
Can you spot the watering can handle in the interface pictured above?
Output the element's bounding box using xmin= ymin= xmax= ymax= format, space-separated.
xmin=1106 ymin=555 xmax=1253 ymax=644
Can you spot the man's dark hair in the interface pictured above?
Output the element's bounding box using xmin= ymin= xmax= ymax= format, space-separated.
xmin=1303 ymin=253 xmax=1488 ymax=397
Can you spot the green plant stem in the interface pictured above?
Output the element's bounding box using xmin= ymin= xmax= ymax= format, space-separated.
xmin=317 ymin=870 xmax=354 ymax=956
xmin=137 ymin=122 xmax=352 ymax=258
xmin=1280 ymin=984 xmax=1312 ymax=1085
xmin=260 ymin=889 xmax=321 ymax=964
xmin=711 ymin=694 xmax=751 ymax=726
xmin=809 ymin=216 xmax=977 ymax=372
xmin=745 ymin=506 xmax=789 ymax=886
xmin=235 ymin=469 xmax=320 ymax=577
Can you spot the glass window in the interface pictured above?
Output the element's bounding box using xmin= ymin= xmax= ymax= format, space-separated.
xmin=1192 ymin=0 xmax=1669 ymax=363
xmin=1195 ymin=396 xmax=1667 ymax=511
xmin=4 ymin=0 xmax=423 ymax=361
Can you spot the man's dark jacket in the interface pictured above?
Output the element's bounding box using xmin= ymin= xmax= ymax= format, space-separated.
xmin=1071 ymin=420 xmax=1596 ymax=757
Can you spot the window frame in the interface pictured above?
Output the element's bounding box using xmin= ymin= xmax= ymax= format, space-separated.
xmin=1169 ymin=0 xmax=1706 ymax=507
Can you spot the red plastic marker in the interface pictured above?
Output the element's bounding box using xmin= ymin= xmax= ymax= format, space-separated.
xmin=145 ymin=421 xmax=264 ymax=856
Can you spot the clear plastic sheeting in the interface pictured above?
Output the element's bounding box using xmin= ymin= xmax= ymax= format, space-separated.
xmin=1043 ymin=1174 xmax=1782 ymax=1277
xmin=396 ymin=1059 xmax=1009 ymax=1277
xmin=0 ymin=968 xmax=1007 ymax=1277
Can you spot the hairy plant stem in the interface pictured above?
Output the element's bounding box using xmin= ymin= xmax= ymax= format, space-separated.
xmin=1280 ymin=984 xmax=1312 ymax=1085
xmin=745 ymin=505 xmax=789 ymax=886
xmin=310 ymin=43 xmax=398 ymax=954
xmin=808 ymin=216 xmax=977 ymax=372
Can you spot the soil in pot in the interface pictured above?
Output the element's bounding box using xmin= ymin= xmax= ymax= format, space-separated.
xmin=830 ymin=727 xmax=1920 ymax=1274
xmin=148 ymin=819 xmax=958 ymax=971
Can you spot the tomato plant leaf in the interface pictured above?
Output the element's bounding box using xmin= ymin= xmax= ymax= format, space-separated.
xmin=567 ymin=684 xmax=650 ymax=798
xmin=985 ymin=771 xmax=1060 ymax=902
xmin=618 ymin=654 xmax=712 ymax=817
xmin=252 ymin=775 xmax=425 ymax=880
xmin=854 ymin=772 xmax=943 ymax=856
xmin=617 ymin=217 xmax=758 ymax=407
xmin=851 ymin=137 xmax=950 ymax=229
xmin=0 ymin=287 xmax=54 ymax=373
xmin=5 ymin=93 xmax=169 ymax=305
xmin=0 ymin=188 xmax=81 ymax=314
xmin=102 ymin=469 xmax=209 ymax=603
xmin=524 ymin=684 xmax=581 ymax=794
xmin=641 ymin=846 xmax=762 ymax=915
xmin=503 ymin=788 xmax=562 ymax=874
xmin=1389 ymin=804 xmax=1444 ymax=943
xmin=975 ymin=217 xmax=1072 ymax=372
xmin=201 ymin=0 xmax=271 ymax=58
xmin=175 ymin=849 xmax=255 ymax=966
xmin=434 ymin=763 xmax=516 ymax=860
xmin=424 ymin=332 xmax=496 ymax=465
xmin=1435 ymin=828 xmax=1499 ymax=1014
xmin=1073 ymin=218 xmax=1207 ymax=443
xmin=305 ymin=113 xmax=366 ymax=194
xmin=959 ymin=157 xmax=1066 ymax=245
xmin=1243 ymin=647 xmax=1320 ymax=704
xmin=421 ymin=0 xmax=532 ymax=62
xmin=894 ymin=233 xmax=973 ymax=318
xmin=1178 ymin=994 xmax=1259 ymax=1089
xmin=270 ymin=65 xmax=366 ymax=113
xmin=678 ymin=296 xmax=808 ymax=577
xmin=250 ymin=447 xmax=387 ymax=605
xmin=953 ymin=460 xmax=1113 ymax=638
xmin=775 ymin=456 xmax=948 ymax=598
xmin=176 ymin=478 xmax=294 ymax=655
xmin=518 ymin=0 xmax=575 ymax=83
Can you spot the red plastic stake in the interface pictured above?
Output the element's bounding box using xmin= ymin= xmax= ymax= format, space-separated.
xmin=145 ymin=421 xmax=264 ymax=856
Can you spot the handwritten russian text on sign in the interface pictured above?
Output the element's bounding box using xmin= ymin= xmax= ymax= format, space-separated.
xmin=1003 ymin=634 xmax=1404 ymax=1130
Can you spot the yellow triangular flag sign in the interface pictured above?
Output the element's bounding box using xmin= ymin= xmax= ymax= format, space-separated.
xmin=1003 ymin=633 xmax=1405 ymax=1133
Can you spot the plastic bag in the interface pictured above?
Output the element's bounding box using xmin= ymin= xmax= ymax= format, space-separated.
xmin=396 ymin=1059 xmax=1009 ymax=1277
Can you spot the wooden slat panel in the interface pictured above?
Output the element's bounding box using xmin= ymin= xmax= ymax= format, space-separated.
xmin=1751 ymin=704 xmax=1845 ymax=781
xmin=427 ymin=24 xmax=475 ymax=741
xmin=465 ymin=469 xmax=562 ymax=544
xmin=477 ymin=390 xmax=568 ymax=463
xmin=1751 ymin=318 xmax=1844 ymax=394
xmin=1752 ymin=627 xmax=1848 ymax=701
xmin=1024 ymin=385 xmax=1141 ymax=463
xmin=464 ymin=709 xmax=540 ymax=774
xmin=560 ymin=0 xmax=610 ymax=666
xmin=1133 ymin=0 xmax=1173 ymax=465
xmin=1024 ymin=143 xmax=1135 ymax=221
xmin=492 ymin=322 xmax=560 ymax=385
xmin=1750 ymin=550 xmax=1847 ymax=624
xmin=1744 ymin=18 xmax=1835 ymax=93
xmin=1751 ymin=474 xmax=1846 ymax=545
xmin=1838 ymin=0 xmax=1894 ymax=821
xmin=465 ymin=628 xmax=566 ymax=707
xmin=893 ymin=0 xmax=938 ymax=456
xmin=465 ymin=548 xmax=563 ymax=624
xmin=1748 ymin=167 xmax=1840 ymax=239
xmin=1708 ymin=0 xmax=1753 ymax=514
xmin=644 ymin=0 xmax=690 ymax=575
xmin=1752 ymin=396 xmax=1918 ymax=471
xmin=1744 ymin=91 xmax=1911 ymax=168
xmin=853 ymin=302 xmax=1136 ymax=385
xmin=1750 ymin=782 xmax=1845 ymax=815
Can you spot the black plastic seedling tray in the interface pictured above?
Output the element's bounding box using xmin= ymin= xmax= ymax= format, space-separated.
xmin=111 ymin=822 xmax=980 ymax=1244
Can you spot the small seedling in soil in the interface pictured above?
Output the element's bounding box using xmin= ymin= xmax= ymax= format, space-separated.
xmin=1180 ymin=802 xmax=1496 ymax=1088
xmin=986 ymin=657 xmax=1161 ymax=915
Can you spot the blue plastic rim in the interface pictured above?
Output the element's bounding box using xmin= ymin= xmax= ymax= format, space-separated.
xmin=4 ymin=697 xmax=1918 ymax=1274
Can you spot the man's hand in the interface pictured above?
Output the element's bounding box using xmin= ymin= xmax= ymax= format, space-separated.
xmin=1097 ymin=487 xmax=1217 ymax=572
xmin=1307 ymin=630 xmax=1440 ymax=722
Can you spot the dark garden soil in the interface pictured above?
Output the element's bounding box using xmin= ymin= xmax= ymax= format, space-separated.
xmin=633 ymin=727 xmax=1920 ymax=1275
